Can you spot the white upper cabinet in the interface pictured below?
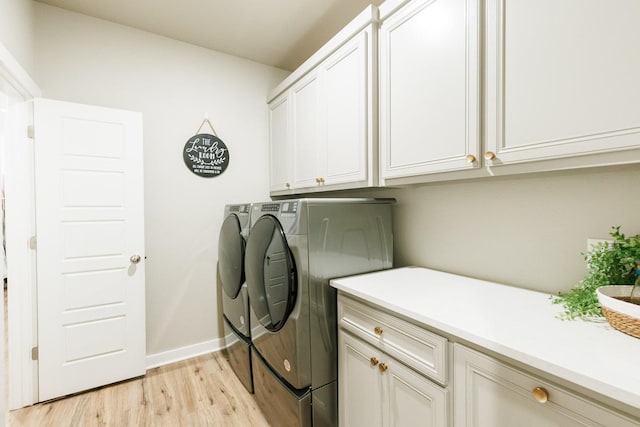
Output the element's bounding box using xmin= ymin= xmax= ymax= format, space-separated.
xmin=379 ymin=0 xmax=481 ymax=182
xmin=267 ymin=6 xmax=378 ymax=195
xmin=291 ymin=71 xmax=323 ymax=189
xmin=269 ymin=0 xmax=640 ymax=192
xmin=268 ymin=92 xmax=292 ymax=192
xmin=485 ymin=0 xmax=640 ymax=168
xmin=323 ymin=31 xmax=370 ymax=187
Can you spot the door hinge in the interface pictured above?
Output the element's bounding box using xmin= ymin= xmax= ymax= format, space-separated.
xmin=29 ymin=235 xmax=37 ymax=250
xmin=31 ymin=346 xmax=38 ymax=361
xmin=27 ymin=125 xmax=34 ymax=139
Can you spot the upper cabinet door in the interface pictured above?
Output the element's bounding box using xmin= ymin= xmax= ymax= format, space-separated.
xmin=291 ymin=71 xmax=324 ymax=189
xmin=379 ymin=0 xmax=481 ymax=180
xmin=485 ymin=0 xmax=640 ymax=166
xmin=323 ymin=30 xmax=371 ymax=187
xmin=269 ymin=92 xmax=292 ymax=192
xmin=267 ymin=7 xmax=378 ymax=196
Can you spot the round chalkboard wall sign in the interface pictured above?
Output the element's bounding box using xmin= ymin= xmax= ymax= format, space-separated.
xmin=183 ymin=133 xmax=229 ymax=178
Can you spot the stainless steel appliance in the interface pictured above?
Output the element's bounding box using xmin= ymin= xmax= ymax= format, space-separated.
xmin=219 ymin=203 xmax=253 ymax=393
xmin=245 ymin=198 xmax=394 ymax=426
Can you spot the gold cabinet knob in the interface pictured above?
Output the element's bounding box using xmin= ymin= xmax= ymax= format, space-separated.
xmin=532 ymin=387 xmax=548 ymax=403
xmin=484 ymin=151 xmax=496 ymax=160
xmin=378 ymin=363 xmax=388 ymax=373
xmin=319 ymin=177 xmax=325 ymax=183
xmin=369 ymin=357 xmax=379 ymax=367
xmin=374 ymin=326 xmax=383 ymax=336
xmin=285 ymin=182 xmax=291 ymax=188
xmin=466 ymin=154 xmax=476 ymax=163
xmin=315 ymin=178 xmax=320 ymax=184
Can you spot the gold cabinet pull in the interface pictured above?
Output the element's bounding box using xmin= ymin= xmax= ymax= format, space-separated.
xmin=466 ymin=154 xmax=477 ymax=163
xmin=378 ymin=363 xmax=388 ymax=373
xmin=374 ymin=326 xmax=383 ymax=336
xmin=315 ymin=178 xmax=321 ymax=184
xmin=532 ymin=387 xmax=549 ymax=403
xmin=484 ymin=151 xmax=496 ymax=160
xmin=369 ymin=357 xmax=379 ymax=367
xmin=319 ymin=177 xmax=325 ymax=183
xmin=285 ymin=182 xmax=291 ymax=188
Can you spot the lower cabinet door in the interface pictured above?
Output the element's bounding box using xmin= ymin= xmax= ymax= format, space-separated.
xmin=453 ymin=344 xmax=639 ymax=427
xmin=339 ymin=331 xmax=449 ymax=426
xmin=386 ymin=356 xmax=449 ymax=427
xmin=339 ymin=332 xmax=385 ymax=427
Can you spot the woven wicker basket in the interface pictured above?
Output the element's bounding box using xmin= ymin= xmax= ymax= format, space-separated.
xmin=597 ymin=286 xmax=640 ymax=339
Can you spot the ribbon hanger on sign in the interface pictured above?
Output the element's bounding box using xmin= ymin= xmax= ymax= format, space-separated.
xmin=182 ymin=113 xmax=230 ymax=178
xmin=196 ymin=113 xmax=219 ymax=136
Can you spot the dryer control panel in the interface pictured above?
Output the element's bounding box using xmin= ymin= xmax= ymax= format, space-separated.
xmin=260 ymin=203 xmax=280 ymax=213
xmin=280 ymin=201 xmax=298 ymax=215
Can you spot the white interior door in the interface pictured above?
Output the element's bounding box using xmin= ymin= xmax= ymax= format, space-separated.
xmin=33 ymin=98 xmax=145 ymax=402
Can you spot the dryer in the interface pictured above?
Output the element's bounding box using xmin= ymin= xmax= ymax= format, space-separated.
xmin=245 ymin=199 xmax=394 ymax=427
xmin=218 ymin=203 xmax=253 ymax=393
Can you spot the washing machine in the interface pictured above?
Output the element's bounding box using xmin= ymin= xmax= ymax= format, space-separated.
xmin=245 ymin=198 xmax=394 ymax=427
xmin=218 ymin=203 xmax=253 ymax=393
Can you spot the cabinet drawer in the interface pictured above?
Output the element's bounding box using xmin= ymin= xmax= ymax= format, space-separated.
xmin=338 ymin=295 xmax=448 ymax=386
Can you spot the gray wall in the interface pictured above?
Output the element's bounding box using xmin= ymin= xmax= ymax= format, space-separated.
xmin=0 ymin=0 xmax=34 ymax=76
xmin=346 ymin=164 xmax=640 ymax=295
xmin=30 ymin=1 xmax=640 ymax=357
xmin=33 ymin=3 xmax=288 ymax=356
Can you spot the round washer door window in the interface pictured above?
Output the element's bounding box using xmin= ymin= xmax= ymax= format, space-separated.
xmin=218 ymin=214 xmax=245 ymax=299
xmin=245 ymin=215 xmax=297 ymax=332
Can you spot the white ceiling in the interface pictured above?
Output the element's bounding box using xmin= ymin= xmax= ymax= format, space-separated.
xmin=35 ymin=0 xmax=384 ymax=71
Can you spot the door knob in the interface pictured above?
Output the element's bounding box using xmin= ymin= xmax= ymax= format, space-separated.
xmin=466 ymin=154 xmax=477 ymax=163
xmin=130 ymin=254 xmax=142 ymax=264
xmin=370 ymin=357 xmax=379 ymax=367
xmin=484 ymin=151 xmax=496 ymax=160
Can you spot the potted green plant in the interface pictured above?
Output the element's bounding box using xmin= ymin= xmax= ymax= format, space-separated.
xmin=552 ymin=227 xmax=640 ymax=329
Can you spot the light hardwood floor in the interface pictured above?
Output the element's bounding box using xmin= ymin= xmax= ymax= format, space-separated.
xmin=7 ymin=352 xmax=270 ymax=426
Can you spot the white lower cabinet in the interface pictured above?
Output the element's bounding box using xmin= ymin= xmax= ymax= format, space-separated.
xmin=453 ymin=344 xmax=639 ymax=427
xmin=337 ymin=293 xmax=640 ymax=427
xmin=338 ymin=294 xmax=449 ymax=426
xmin=339 ymin=332 xmax=448 ymax=427
xmin=338 ymin=332 xmax=385 ymax=426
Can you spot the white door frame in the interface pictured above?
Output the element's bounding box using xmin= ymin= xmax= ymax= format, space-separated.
xmin=0 ymin=42 xmax=42 ymax=409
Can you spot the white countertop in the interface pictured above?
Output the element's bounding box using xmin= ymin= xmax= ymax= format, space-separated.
xmin=330 ymin=267 xmax=640 ymax=413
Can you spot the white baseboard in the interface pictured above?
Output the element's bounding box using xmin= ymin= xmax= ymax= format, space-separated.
xmin=145 ymin=338 xmax=226 ymax=370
